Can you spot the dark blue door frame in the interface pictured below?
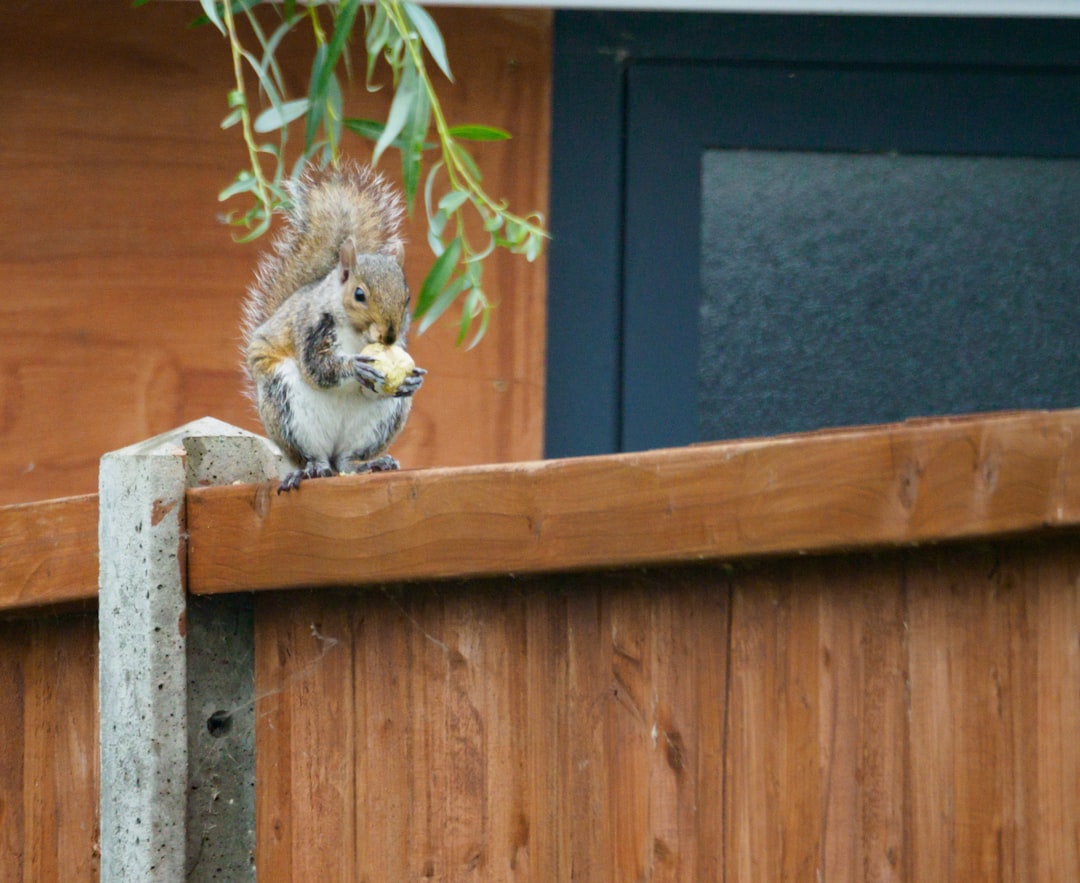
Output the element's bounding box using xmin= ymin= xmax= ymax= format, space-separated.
xmin=546 ymin=12 xmax=1080 ymax=457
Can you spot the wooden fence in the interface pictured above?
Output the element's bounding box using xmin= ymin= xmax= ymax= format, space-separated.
xmin=1 ymin=409 xmax=1079 ymax=880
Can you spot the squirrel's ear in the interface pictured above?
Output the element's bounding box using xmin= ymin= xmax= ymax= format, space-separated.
xmin=387 ymin=239 xmax=405 ymax=268
xmin=338 ymin=237 xmax=357 ymax=283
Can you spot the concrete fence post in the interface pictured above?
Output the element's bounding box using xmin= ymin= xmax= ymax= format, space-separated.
xmin=98 ymin=417 xmax=283 ymax=881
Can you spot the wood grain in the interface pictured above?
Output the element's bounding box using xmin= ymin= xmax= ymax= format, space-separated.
xmin=906 ymin=544 xmax=1080 ymax=880
xmin=0 ymin=494 xmax=98 ymax=611
xmin=0 ymin=614 xmax=99 ymax=881
xmin=1 ymin=3 xmax=549 ymax=506
xmin=253 ymin=537 xmax=1080 ymax=881
xmin=188 ymin=409 xmax=1080 ymax=594
xmin=255 ymin=570 xmax=737 ymax=881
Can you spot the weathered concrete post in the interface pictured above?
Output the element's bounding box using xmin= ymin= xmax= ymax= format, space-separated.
xmin=98 ymin=418 xmax=282 ymax=881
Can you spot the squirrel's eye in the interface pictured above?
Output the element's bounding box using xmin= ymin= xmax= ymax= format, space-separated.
xmin=353 ymin=286 xmax=368 ymax=304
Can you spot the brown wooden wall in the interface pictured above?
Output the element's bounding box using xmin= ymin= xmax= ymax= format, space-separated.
xmin=252 ymin=538 xmax=1080 ymax=881
xmin=0 ymin=1 xmax=551 ymax=507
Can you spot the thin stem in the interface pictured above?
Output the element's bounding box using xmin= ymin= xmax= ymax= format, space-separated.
xmin=380 ymin=0 xmax=546 ymax=239
xmin=223 ymin=0 xmax=273 ymax=216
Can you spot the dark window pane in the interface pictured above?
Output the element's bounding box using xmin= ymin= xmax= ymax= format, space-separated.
xmin=699 ymin=150 xmax=1080 ymax=441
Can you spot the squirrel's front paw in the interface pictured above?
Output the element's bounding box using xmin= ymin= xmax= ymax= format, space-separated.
xmin=277 ymin=460 xmax=336 ymax=493
xmin=394 ymin=366 xmax=427 ymax=398
xmin=353 ymin=354 xmax=387 ymax=392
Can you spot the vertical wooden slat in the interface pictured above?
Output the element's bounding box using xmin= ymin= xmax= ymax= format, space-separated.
xmin=608 ymin=584 xmax=652 ymax=881
xmin=295 ymin=597 xmax=355 ymax=882
xmin=909 ymin=550 xmax=996 ymax=879
xmin=0 ymin=624 xmax=26 ymax=883
xmin=443 ymin=594 xmax=490 ymax=879
xmin=255 ymin=593 xmax=356 ymax=881
xmin=52 ymin=618 xmax=100 ymax=880
xmin=648 ymin=572 xmax=731 ymax=882
xmin=254 ymin=595 xmax=294 ymax=880
xmin=410 ymin=592 xmax=451 ymax=879
xmin=726 ymin=560 xmax=909 ymax=881
xmin=906 ymin=543 xmax=1080 ymax=882
xmin=522 ymin=586 xmax=568 ymax=880
xmin=480 ymin=592 xmax=527 ymax=880
xmin=851 ymin=566 xmax=907 ymax=882
xmin=564 ymin=584 xmax=614 ymax=881
xmin=500 ymin=591 xmax=534 ymax=881
xmin=779 ymin=568 xmax=825 ymax=883
xmin=0 ymin=616 xmax=98 ymax=882
xmin=725 ymin=566 xmax=808 ymax=881
xmin=1034 ymin=545 xmax=1080 ymax=880
xmin=905 ymin=553 xmax=950 ymax=881
xmin=688 ymin=578 xmax=730 ymax=883
xmin=354 ymin=591 xmax=418 ymax=879
xmin=23 ymin=623 xmax=60 ymax=882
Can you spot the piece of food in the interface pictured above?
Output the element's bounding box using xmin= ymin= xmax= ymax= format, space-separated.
xmin=360 ymin=342 xmax=416 ymax=395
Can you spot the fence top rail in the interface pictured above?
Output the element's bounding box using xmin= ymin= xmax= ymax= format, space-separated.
xmin=186 ymin=408 xmax=1080 ymax=595
xmin=0 ymin=493 xmax=98 ymax=611
xmin=2 ymin=408 xmax=1078 ymax=610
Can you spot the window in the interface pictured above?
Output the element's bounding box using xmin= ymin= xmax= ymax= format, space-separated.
xmin=547 ymin=13 xmax=1080 ymax=455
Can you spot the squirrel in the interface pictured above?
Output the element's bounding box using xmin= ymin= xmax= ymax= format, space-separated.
xmin=242 ymin=160 xmax=426 ymax=493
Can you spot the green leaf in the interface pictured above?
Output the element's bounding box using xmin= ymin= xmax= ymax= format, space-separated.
xmin=465 ymin=233 xmax=497 ymax=264
xmin=416 ymin=274 xmax=469 ymax=334
xmin=249 ymin=13 xmax=301 ymax=109
xmin=524 ymin=231 xmax=545 ymax=262
xmin=449 ymin=141 xmax=482 ymax=183
xmin=364 ymin=2 xmax=392 ymax=89
xmin=239 ymin=47 xmax=283 ymax=108
xmin=402 ymin=2 xmax=453 ymax=82
xmin=218 ymin=172 xmax=257 ymax=202
xmin=220 ymin=108 xmax=244 ymax=130
xmin=423 ymin=160 xmax=445 ymax=224
xmin=437 ymin=190 xmax=469 ymax=214
xmin=456 ymin=287 xmax=483 ymax=346
xmin=464 ymin=298 xmax=491 ymax=350
xmin=305 ymin=0 xmax=360 ymax=151
xmin=504 ymin=218 xmax=526 ymax=246
xmin=187 ymin=0 xmax=258 ymax=29
xmin=199 ymin=0 xmax=225 ymax=36
xmin=447 ymin=124 xmax=511 ymax=142
xmin=429 ymin=209 xmax=449 ymax=239
xmin=373 ymin=62 xmax=416 ymax=165
xmin=233 ymin=213 xmax=272 ymax=243
xmin=345 ymin=117 xmax=436 ymax=150
xmin=304 ymin=42 xmax=329 ymax=150
xmin=254 ymin=98 xmax=310 ymax=133
xmin=325 ymin=72 xmax=344 ymax=154
xmin=325 ymin=0 xmax=362 ymax=75
xmin=414 ymin=235 xmax=462 ymax=318
xmin=400 ymin=64 xmax=431 ymax=211
xmin=344 ymin=118 xmax=385 ymax=141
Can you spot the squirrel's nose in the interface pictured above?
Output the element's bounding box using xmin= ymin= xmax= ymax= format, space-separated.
xmin=370 ymin=322 xmax=397 ymax=346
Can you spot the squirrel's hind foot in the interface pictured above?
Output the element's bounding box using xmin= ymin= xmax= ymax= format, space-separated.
xmin=277 ymin=460 xmax=337 ymax=493
xmin=349 ymin=454 xmax=400 ymax=474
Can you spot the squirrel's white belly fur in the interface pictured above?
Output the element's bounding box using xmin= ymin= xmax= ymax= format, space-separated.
xmin=274 ymin=359 xmax=405 ymax=468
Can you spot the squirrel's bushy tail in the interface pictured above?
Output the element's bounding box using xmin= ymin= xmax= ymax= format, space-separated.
xmin=242 ymin=160 xmax=405 ymax=335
